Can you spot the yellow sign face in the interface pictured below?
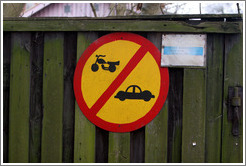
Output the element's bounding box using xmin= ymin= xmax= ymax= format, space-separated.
xmin=74 ymin=32 xmax=169 ymax=132
xmin=82 ymin=40 xmax=160 ymax=123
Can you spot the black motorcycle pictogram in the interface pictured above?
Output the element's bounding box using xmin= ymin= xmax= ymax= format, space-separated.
xmin=91 ymin=55 xmax=120 ymax=72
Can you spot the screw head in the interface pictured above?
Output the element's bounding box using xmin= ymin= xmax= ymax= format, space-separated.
xmin=192 ymin=142 xmax=197 ymax=146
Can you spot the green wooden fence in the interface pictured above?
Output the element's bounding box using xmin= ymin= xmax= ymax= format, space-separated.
xmin=3 ymin=14 xmax=243 ymax=163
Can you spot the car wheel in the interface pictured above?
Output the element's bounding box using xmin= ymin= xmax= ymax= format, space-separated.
xmin=144 ymin=97 xmax=151 ymax=101
xmin=142 ymin=90 xmax=152 ymax=101
xmin=119 ymin=97 xmax=125 ymax=101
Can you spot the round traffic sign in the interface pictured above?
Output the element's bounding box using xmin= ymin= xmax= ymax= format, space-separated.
xmin=74 ymin=32 xmax=169 ymax=132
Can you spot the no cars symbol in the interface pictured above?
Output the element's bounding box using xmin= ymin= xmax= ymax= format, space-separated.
xmin=74 ymin=32 xmax=169 ymax=132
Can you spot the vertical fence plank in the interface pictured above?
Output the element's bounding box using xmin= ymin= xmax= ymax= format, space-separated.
xmin=62 ymin=32 xmax=77 ymax=163
xmin=145 ymin=32 xmax=168 ymax=163
xmin=41 ymin=32 xmax=64 ymax=163
xmin=108 ymin=132 xmax=130 ymax=163
xmin=221 ymin=34 xmax=243 ymax=163
xmin=167 ymin=68 xmax=183 ymax=163
xmin=74 ymin=32 xmax=98 ymax=163
xmin=29 ymin=32 xmax=44 ymax=163
xmin=104 ymin=30 xmax=130 ymax=163
xmin=8 ymin=32 xmax=31 ymax=163
xmin=145 ymin=105 xmax=168 ymax=163
xmin=182 ymin=69 xmax=206 ymax=163
xmin=129 ymin=32 xmax=147 ymax=163
xmin=130 ymin=127 xmax=145 ymax=163
xmin=95 ymin=127 xmax=109 ymax=163
xmin=205 ymin=34 xmax=224 ymax=162
xmin=3 ymin=32 xmax=11 ymax=163
xmin=94 ymin=31 xmax=110 ymax=163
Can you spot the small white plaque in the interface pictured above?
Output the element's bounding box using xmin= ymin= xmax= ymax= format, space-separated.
xmin=161 ymin=34 xmax=206 ymax=67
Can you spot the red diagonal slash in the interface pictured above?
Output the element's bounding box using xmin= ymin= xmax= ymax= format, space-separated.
xmin=90 ymin=46 xmax=148 ymax=115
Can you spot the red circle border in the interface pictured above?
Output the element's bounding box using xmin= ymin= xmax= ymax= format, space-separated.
xmin=74 ymin=32 xmax=169 ymax=132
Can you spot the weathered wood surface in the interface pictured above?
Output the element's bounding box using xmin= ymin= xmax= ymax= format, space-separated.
xmin=8 ymin=32 xmax=31 ymax=163
xmin=130 ymin=127 xmax=145 ymax=163
xmin=205 ymin=34 xmax=224 ymax=162
xmin=108 ymin=132 xmax=130 ymax=163
xmin=129 ymin=32 xmax=147 ymax=163
xmin=41 ymin=32 xmax=64 ymax=163
xmin=95 ymin=127 xmax=109 ymax=163
xmin=92 ymin=31 xmax=131 ymax=163
xmin=29 ymin=32 xmax=44 ymax=163
xmin=167 ymin=69 xmax=183 ymax=163
xmin=182 ymin=69 xmax=206 ymax=163
xmin=3 ymin=23 xmax=243 ymax=163
xmin=3 ymin=18 xmax=242 ymax=33
xmin=145 ymin=105 xmax=168 ymax=163
xmin=221 ymin=34 xmax=243 ymax=163
xmin=62 ymin=32 xmax=77 ymax=163
xmin=4 ymin=14 xmax=242 ymax=20
xmin=74 ymin=32 xmax=98 ymax=163
xmin=3 ymin=32 xmax=11 ymax=163
xmin=145 ymin=33 xmax=168 ymax=163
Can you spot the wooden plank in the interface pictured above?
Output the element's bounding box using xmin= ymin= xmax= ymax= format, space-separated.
xmin=8 ymin=32 xmax=31 ymax=163
xmin=3 ymin=32 xmax=11 ymax=163
xmin=74 ymin=32 xmax=98 ymax=163
xmin=205 ymin=34 xmax=224 ymax=162
xmin=145 ymin=105 xmax=168 ymax=163
xmin=182 ymin=69 xmax=206 ymax=163
xmin=145 ymin=32 xmax=168 ymax=163
xmin=3 ymin=19 xmax=242 ymax=33
xmin=4 ymin=14 xmax=242 ymax=21
xmin=108 ymin=132 xmax=130 ymax=163
xmin=29 ymin=32 xmax=44 ymax=163
xmin=167 ymin=68 xmax=183 ymax=163
xmin=41 ymin=32 xmax=64 ymax=163
xmin=221 ymin=34 xmax=243 ymax=163
xmin=130 ymin=127 xmax=145 ymax=163
xmin=95 ymin=127 xmax=109 ymax=163
xmin=105 ymin=30 xmax=129 ymax=163
xmin=129 ymin=32 xmax=146 ymax=163
xmin=94 ymin=32 xmax=110 ymax=163
xmin=62 ymin=32 xmax=77 ymax=163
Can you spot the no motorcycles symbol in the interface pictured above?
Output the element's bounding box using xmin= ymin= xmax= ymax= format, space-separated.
xmin=74 ymin=32 xmax=169 ymax=132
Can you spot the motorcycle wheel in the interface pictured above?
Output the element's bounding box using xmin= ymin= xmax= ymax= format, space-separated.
xmin=91 ymin=64 xmax=99 ymax=72
xmin=109 ymin=65 xmax=116 ymax=72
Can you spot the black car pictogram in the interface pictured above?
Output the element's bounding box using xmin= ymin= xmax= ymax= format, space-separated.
xmin=114 ymin=85 xmax=155 ymax=102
